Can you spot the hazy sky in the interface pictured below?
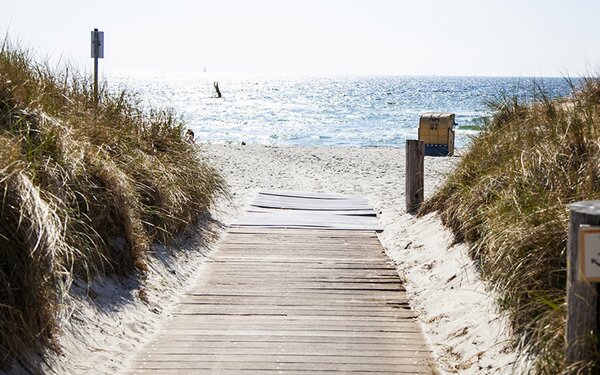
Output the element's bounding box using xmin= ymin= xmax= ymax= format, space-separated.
xmin=1 ymin=0 xmax=599 ymax=77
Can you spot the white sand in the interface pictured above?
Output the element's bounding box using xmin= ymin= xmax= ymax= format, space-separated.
xmin=48 ymin=144 xmax=528 ymax=374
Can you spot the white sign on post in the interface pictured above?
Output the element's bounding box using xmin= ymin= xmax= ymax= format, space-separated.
xmin=579 ymin=226 xmax=600 ymax=282
xmin=91 ymin=30 xmax=104 ymax=59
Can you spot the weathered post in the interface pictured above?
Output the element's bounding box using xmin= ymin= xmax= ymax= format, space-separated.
xmin=405 ymin=140 xmax=424 ymax=213
xmin=567 ymin=201 xmax=600 ymax=372
xmin=90 ymin=28 xmax=104 ymax=104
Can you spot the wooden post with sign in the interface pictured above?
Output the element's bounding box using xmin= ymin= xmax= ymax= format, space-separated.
xmin=405 ymin=140 xmax=424 ymax=213
xmin=91 ymin=28 xmax=104 ymax=104
xmin=566 ymin=200 xmax=600 ymax=372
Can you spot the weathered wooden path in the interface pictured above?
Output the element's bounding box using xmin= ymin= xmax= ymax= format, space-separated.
xmin=125 ymin=190 xmax=433 ymax=374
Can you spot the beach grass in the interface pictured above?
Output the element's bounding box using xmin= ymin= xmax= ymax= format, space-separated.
xmin=0 ymin=40 xmax=226 ymax=369
xmin=421 ymin=77 xmax=600 ymax=373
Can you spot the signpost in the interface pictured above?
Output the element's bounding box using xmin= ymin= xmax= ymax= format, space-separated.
xmin=91 ymin=28 xmax=104 ymax=104
xmin=566 ymin=201 xmax=600 ymax=372
xmin=579 ymin=226 xmax=600 ymax=282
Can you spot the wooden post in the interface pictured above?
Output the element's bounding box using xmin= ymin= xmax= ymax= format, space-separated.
xmin=567 ymin=200 xmax=600 ymax=372
xmin=91 ymin=28 xmax=103 ymax=105
xmin=93 ymin=29 xmax=99 ymax=104
xmin=405 ymin=140 xmax=424 ymax=213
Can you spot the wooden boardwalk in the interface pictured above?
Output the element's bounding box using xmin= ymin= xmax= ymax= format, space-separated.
xmin=125 ymin=191 xmax=433 ymax=374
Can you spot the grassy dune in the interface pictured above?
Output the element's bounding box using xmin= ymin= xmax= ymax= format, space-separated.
xmin=422 ymin=78 xmax=600 ymax=373
xmin=0 ymin=41 xmax=226 ymax=368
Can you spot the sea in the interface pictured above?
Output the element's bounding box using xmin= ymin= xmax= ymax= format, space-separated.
xmin=109 ymin=73 xmax=575 ymax=149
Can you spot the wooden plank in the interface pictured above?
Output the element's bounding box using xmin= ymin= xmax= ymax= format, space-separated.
xmin=126 ymin=370 xmax=409 ymax=375
xmin=259 ymin=189 xmax=363 ymax=200
xmin=173 ymin=301 xmax=411 ymax=310
xmin=161 ymin=321 xmax=419 ymax=329
xmin=141 ymin=342 xmax=430 ymax=352
xmin=248 ymin=207 xmax=377 ymax=217
xmin=173 ymin=311 xmax=417 ymax=319
xmin=226 ymin=227 xmax=379 ymax=233
xmin=231 ymin=211 xmax=383 ymax=231
xmin=137 ymin=334 xmax=425 ymax=345
xmin=133 ymin=354 xmax=428 ymax=365
xmin=251 ymin=200 xmax=372 ymax=210
xmin=138 ymin=348 xmax=431 ymax=358
xmin=245 ymin=208 xmax=376 ymax=217
xmin=130 ymin=361 xmax=432 ymax=373
xmin=251 ymin=194 xmax=371 ymax=210
xmin=186 ymin=293 xmax=407 ymax=298
xmin=256 ymin=192 xmax=369 ymax=204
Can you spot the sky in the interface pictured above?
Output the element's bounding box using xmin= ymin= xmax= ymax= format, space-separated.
xmin=1 ymin=0 xmax=599 ymax=77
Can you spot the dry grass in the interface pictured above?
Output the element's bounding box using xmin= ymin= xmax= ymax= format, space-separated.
xmin=0 ymin=40 xmax=227 ymax=369
xmin=421 ymin=77 xmax=600 ymax=373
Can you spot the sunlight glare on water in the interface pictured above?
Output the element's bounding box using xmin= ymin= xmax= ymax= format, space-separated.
xmin=109 ymin=73 xmax=574 ymax=148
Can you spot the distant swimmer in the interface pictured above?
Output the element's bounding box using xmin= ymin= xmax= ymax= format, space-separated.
xmin=214 ymin=81 xmax=222 ymax=98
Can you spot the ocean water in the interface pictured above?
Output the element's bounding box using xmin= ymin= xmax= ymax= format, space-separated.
xmin=109 ymin=73 xmax=574 ymax=148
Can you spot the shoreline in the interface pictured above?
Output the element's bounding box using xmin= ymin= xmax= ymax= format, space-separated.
xmin=193 ymin=140 xmax=477 ymax=150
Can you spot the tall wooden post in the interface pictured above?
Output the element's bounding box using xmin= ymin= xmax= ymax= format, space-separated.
xmin=93 ymin=51 xmax=98 ymax=103
xmin=405 ymin=140 xmax=424 ymax=213
xmin=91 ymin=28 xmax=104 ymax=105
xmin=567 ymin=201 xmax=600 ymax=372
xmin=93 ymin=29 xmax=99 ymax=104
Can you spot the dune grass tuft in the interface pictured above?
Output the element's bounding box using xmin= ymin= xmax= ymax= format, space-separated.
xmin=0 ymin=40 xmax=227 ymax=368
xmin=421 ymin=77 xmax=600 ymax=373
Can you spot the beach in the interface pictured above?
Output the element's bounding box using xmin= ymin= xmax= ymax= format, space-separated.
xmin=47 ymin=144 xmax=524 ymax=374
xmin=1 ymin=0 xmax=593 ymax=371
